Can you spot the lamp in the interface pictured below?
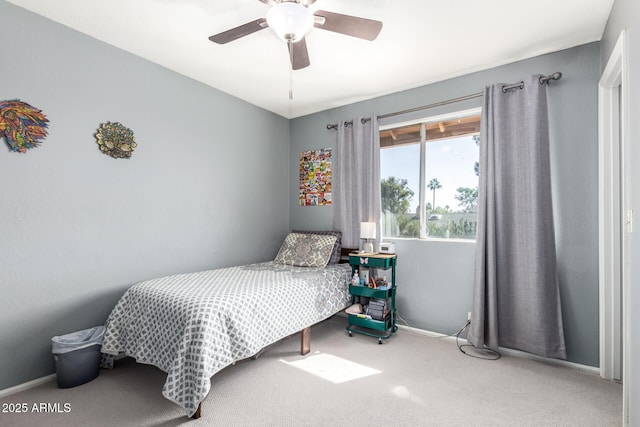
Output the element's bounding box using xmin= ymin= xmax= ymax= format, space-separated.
xmin=360 ymin=222 xmax=376 ymax=253
xmin=266 ymin=1 xmax=314 ymax=42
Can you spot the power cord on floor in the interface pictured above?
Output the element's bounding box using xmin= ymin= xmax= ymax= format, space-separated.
xmin=396 ymin=312 xmax=501 ymax=360
xmin=455 ymin=320 xmax=501 ymax=360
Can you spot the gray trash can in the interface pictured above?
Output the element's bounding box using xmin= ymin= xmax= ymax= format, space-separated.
xmin=52 ymin=326 xmax=105 ymax=388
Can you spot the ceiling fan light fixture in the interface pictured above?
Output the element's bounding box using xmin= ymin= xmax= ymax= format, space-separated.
xmin=266 ymin=2 xmax=314 ymax=42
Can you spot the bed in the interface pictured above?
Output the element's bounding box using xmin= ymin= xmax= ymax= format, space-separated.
xmin=100 ymin=231 xmax=351 ymax=419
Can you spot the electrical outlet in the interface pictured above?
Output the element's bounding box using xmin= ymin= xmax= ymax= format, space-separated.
xmin=467 ymin=311 xmax=472 ymax=321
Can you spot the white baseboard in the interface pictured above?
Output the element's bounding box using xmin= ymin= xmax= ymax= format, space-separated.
xmin=0 ymin=374 xmax=56 ymax=399
xmin=341 ymin=311 xmax=599 ymax=373
xmin=395 ymin=323 xmax=600 ymax=375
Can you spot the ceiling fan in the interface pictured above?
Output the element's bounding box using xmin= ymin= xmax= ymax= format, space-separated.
xmin=208 ymin=0 xmax=383 ymax=70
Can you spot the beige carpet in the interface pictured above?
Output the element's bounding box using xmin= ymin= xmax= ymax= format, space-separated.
xmin=0 ymin=316 xmax=622 ymax=426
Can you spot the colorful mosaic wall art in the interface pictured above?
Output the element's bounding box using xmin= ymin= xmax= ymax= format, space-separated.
xmin=95 ymin=122 xmax=137 ymax=159
xmin=0 ymin=99 xmax=49 ymax=153
xmin=299 ymin=148 xmax=332 ymax=206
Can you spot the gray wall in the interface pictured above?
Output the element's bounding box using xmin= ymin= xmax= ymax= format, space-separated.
xmin=601 ymin=0 xmax=640 ymax=424
xmin=0 ymin=0 xmax=621 ymax=402
xmin=290 ymin=43 xmax=601 ymax=367
xmin=0 ymin=1 xmax=290 ymax=390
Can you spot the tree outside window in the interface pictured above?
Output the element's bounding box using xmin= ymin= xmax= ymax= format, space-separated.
xmin=380 ymin=111 xmax=480 ymax=240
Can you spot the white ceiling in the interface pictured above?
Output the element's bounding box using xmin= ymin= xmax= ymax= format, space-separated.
xmin=7 ymin=0 xmax=614 ymax=119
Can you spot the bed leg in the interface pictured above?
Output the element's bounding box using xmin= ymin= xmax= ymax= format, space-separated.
xmin=191 ymin=403 xmax=202 ymax=419
xmin=300 ymin=327 xmax=310 ymax=355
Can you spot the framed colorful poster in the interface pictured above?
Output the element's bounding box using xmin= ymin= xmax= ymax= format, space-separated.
xmin=299 ymin=148 xmax=332 ymax=206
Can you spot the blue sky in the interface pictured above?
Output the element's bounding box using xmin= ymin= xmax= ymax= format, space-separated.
xmin=380 ymin=135 xmax=479 ymax=212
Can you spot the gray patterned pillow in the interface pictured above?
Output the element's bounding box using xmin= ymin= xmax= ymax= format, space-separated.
xmin=292 ymin=230 xmax=342 ymax=264
xmin=274 ymin=233 xmax=338 ymax=267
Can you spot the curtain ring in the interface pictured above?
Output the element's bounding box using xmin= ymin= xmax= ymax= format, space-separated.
xmin=501 ymin=81 xmax=525 ymax=93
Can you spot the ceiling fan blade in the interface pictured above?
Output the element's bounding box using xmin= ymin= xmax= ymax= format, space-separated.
xmin=208 ymin=18 xmax=268 ymax=44
xmin=313 ymin=10 xmax=382 ymax=41
xmin=289 ymin=38 xmax=310 ymax=70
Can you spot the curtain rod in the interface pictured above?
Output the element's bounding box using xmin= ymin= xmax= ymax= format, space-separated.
xmin=326 ymin=72 xmax=562 ymax=130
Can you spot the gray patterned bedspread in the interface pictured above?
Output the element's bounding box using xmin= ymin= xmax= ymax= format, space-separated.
xmin=101 ymin=261 xmax=351 ymax=417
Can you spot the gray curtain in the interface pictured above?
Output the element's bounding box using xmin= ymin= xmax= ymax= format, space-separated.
xmin=333 ymin=114 xmax=381 ymax=249
xmin=467 ymin=75 xmax=567 ymax=359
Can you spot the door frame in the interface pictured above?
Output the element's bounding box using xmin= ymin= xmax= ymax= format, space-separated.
xmin=598 ymin=29 xmax=629 ymax=423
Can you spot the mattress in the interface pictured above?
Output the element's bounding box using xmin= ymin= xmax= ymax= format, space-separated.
xmin=101 ymin=261 xmax=351 ymax=416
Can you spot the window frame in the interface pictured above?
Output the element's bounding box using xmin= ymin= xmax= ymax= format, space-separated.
xmin=379 ymin=107 xmax=481 ymax=242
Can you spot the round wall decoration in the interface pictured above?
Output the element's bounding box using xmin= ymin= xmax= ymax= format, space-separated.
xmin=0 ymin=99 xmax=49 ymax=153
xmin=95 ymin=122 xmax=137 ymax=159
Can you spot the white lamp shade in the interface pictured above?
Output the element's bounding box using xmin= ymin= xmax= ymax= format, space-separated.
xmin=266 ymin=2 xmax=314 ymax=42
xmin=360 ymin=222 xmax=376 ymax=239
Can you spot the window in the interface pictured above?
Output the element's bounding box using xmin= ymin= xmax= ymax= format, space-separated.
xmin=380 ymin=109 xmax=481 ymax=240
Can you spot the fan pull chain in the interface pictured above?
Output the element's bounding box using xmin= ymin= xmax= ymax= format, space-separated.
xmin=288 ymin=40 xmax=294 ymax=100
xmin=289 ymin=66 xmax=293 ymax=100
